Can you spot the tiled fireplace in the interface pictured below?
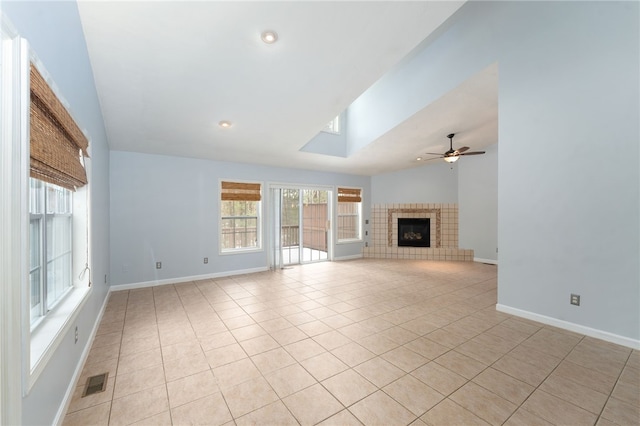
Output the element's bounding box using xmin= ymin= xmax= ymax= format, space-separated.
xmin=362 ymin=203 xmax=473 ymax=261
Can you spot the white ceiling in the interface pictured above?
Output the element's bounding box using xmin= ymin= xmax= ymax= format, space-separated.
xmin=78 ymin=1 xmax=497 ymax=176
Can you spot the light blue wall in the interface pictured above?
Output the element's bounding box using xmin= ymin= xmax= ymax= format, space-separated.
xmin=2 ymin=1 xmax=111 ymax=425
xmin=364 ymin=1 xmax=639 ymax=341
xmin=458 ymin=143 xmax=498 ymax=261
xmin=300 ymin=112 xmax=348 ymax=157
xmin=369 ymin=147 xmax=498 ymax=261
xmin=110 ymin=151 xmax=370 ymax=286
xmin=371 ymin=162 xmax=458 ymax=205
xmin=4 ymin=5 xmax=638 ymax=424
xmin=346 ymin=4 xmax=496 ymax=156
xmin=497 ymin=1 xmax=639 ymax=340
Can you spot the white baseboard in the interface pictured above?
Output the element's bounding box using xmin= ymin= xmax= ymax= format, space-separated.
xmin=474 ymin=257 xmax=498 ymax=265
xmin=110 ymin=266 xmax=270 ymax=291
xmin=54 ymin=265 xmax=266 ymax=423
xmin=496 ymin=304 xmax=640 ymax=350
xmin=54 ymin=292 xmax=110 ymax=426
xmin=335 ymin=254 xmax=363 ymax=261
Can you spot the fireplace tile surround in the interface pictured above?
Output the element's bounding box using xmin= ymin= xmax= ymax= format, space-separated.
xmin=363 ymin=203 xmax=473 ymax=261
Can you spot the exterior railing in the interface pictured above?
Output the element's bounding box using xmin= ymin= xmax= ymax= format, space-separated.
xmin=220 ymin=225 xmax=326 ymax=251
xmin=281 ymin=225 xmax=327 ymax=251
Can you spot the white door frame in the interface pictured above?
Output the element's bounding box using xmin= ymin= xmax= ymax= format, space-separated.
xmin=0 ymin=13 xmax=27 ymax=425
xmin=266 ymin=182 xmax=334 ymax=268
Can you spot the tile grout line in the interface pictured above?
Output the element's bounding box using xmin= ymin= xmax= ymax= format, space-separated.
xmin=67 ymin=261 xmax=637 ymax=426
xmin=154 ymin=284 xmax=172 ymax=426
xmin=593 ymin=346 xmax=635 ymax=425
xmin=498 ymin=333 xmax=591 ymax=425
xmin=107 ymin=289 xmax=129 ymax=426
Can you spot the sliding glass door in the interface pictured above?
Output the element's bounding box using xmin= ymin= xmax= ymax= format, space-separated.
xmin=269 ymin=186 xmax=331 ymax=268
xmin=281 ymin=189 xmax=300 ymax=265
xmin=301 ymin=189 xmax=329 ymax=263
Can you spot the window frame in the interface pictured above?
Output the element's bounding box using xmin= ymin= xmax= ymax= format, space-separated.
xmin=27 ymin=175 xmax=92 ymax=391
xmin=219 ymin=180 xmax=263 ymax=254
xmin=322 ymin=114 xmax=341 ymax=135
xmin=336 ymin=186 xmax=363 ymax=243
xmin=29 ymin=178 xmax=74 ymax=329
xmin=21 ymin=55 xmax=92 ymax=392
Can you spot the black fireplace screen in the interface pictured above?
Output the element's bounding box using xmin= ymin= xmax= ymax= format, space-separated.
xmin=397 ymin=218 xmax=430 ymax=247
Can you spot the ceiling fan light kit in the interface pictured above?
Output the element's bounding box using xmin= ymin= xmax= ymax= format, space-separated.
xmin=423 ymin=133 xmax=485 ymax=163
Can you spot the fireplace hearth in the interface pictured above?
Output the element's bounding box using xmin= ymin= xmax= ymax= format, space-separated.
xmin=398 ymin=218 xmax=430 ymax=247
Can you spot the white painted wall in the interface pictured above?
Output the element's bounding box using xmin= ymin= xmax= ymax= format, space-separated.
xmin=2 ymin=1 xmax=111 ymax=425
xmin=110 ymin=151 xmax=370 ymax=286
xmin=458 ymin=143 xmax=498 ymax=262
xmin=371 ymin=162 xmax=458 ymax=205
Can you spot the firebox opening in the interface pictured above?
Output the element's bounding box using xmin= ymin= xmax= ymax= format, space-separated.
xmin=398 ymin=218 xmax=430 ymax=247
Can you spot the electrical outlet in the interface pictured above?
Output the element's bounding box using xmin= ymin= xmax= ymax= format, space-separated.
xmin=156 ymin=262 xmax=162 ymax=269
xmin=104 ymin=274 xmax=107 ymax=284
xmin=204 ymin=257 xmax=208 ymax=264
xmin=75 ymin=326 xmax=78 ymax=344
xmin=570 ymin=294 xmax=581 ymax=306
xmin=365 ymin=231 xmax=368 ymax=236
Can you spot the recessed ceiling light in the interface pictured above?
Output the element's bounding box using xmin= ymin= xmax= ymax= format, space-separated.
xmin=416 ymin=157 xmax=423 ymax=161
xmin=261 ymin=30 xmax=278 ymax=44
xmin=218 ymin=120 xmax=232 ymax=128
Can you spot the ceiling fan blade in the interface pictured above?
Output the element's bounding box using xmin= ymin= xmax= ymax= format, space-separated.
xmin=457 ymin=146 xmax=470 ymax=153
xmin=422 ymin=157 xmax=444 ymax=162
xmin=459 ymin=151 xmax=485 ymax=156
xmin=424 ymin=152 xmax=444 ymax=156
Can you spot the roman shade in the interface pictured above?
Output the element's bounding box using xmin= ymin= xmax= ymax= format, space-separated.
xmin=221 ymin=181 xmax=261 ymax=201
xmin=337 ymin=187 xmax=361 ymax=203
xmin=30 ymin=64 xmax=89 ymax=191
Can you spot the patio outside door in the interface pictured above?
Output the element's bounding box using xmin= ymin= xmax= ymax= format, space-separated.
xmin=275 ymin=188 xmax=330 ymax=266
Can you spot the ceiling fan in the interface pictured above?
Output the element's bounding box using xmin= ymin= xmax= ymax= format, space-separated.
xmin=424 ymin=133 xmax=485 ymax=163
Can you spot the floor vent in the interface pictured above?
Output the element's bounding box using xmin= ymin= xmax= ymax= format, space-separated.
xmin=82 ymin=372 xmax=108 ymax=397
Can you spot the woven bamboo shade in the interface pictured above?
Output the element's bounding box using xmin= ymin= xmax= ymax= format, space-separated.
xmin=338 ymin=187 xmax=361 ymax=203
xmin=30 ymin=64 xmax=89 ymax=191
xmin=221 ymin=181 xmax=261 ymax=201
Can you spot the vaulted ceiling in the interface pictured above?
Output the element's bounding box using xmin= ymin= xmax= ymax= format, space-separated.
xmin=78 ymin=1 xmax=497 ymax=176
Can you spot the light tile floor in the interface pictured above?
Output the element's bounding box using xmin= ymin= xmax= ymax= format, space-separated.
xmin=63 ymin=259 xmax=640 ymax=425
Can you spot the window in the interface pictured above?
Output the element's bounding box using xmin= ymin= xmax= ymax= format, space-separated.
xmin=26 ymin=62 xmax=91 ymax=381
xmin=322 ymin=114 xmax=340 ymax=135
xmin=337 ymin=187 xmax=362 ymax=241
xmin=28 ymin=63 xmax=89 ymax=328
xmin=29 ymin=179 xmax=73 ymax=326
xmin=220 ymin=181 xmax=262 ymax=252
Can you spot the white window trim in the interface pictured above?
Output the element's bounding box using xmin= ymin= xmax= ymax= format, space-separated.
xmin=29 ymin=181 xmax=73 ymax=327
xmin=28 ymin=286 xmax=91 ymax=388
xmin=28 ymin=178 xmax=93 ymax=390
xmin=18 ymin=49 xmax=94 ymax=393
xmin=219 ymin=179 xmax=264 ymax=255
xmin=321 ymin=114 xmax=341 ymax=135
xmin=336 ymin=238 xmax=363 ymax=245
